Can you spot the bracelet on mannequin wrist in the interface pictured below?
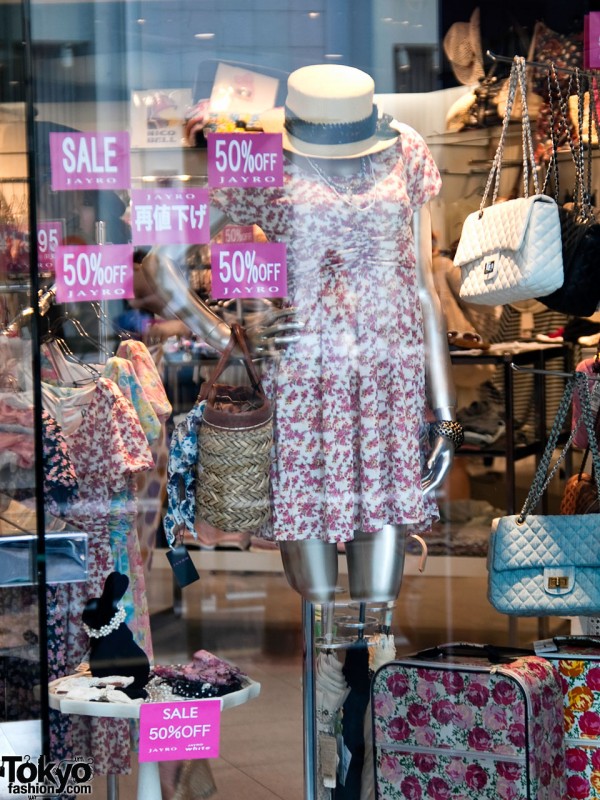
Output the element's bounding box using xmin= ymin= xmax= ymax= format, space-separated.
xmin=429 ymin=420 xmax=464 ymax=451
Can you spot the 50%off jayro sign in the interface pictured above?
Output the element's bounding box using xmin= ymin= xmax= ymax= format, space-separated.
xmin=138 ymin=699 xmax=221 ymax=762
xmin=211 ymin=242 xmax=287 ymax=299
xmin=55 ymin=244 xmax=134 ymax=302
xmin=207 ymin=132 xmax=283 ymax=187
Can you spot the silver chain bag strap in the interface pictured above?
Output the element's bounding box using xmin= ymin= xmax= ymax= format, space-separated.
xmin=454 ymin=56 xmax=564 ymax=305
xmin=488 ymin=371 xmax=600 ymax=617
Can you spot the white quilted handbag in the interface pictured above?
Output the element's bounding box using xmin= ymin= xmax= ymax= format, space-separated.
xmin=488 ymin=373 xmax=600 ymax=617
xmin=454 ymin=56 xmax=564 ymax=305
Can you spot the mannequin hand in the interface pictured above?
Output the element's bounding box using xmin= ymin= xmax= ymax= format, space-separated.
xmin=421 ymin=436 xmax=454 ymax=496
xmin=245 ymin=307 xmax=303 ymax=356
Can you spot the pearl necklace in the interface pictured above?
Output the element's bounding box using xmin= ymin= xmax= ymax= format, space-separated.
xmin=308 ymin=156 xmax=377 ymax=212
xmin=83 ymin=605 xmax=126 ymax=639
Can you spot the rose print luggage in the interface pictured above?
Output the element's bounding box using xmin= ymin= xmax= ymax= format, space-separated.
xmin=370 ymin=643 xmax=566 ymax=800
xmin=534 ymin=636 xmax=600 ymax=800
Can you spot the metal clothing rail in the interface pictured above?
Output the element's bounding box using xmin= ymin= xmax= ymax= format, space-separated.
xmin=486 ymin=49 xmax=599 ymax=79
xmin=2 ymin=283 xmax=56 ymax=335
xmin=511 ymin=363 xmax=600 ymax=380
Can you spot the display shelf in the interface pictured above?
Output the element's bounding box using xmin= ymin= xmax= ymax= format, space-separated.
xmin=48 ymin=674 xmax=261 ymax=718
xmin=451 ymin=342 xmax=573 ymax=514
xmin=153 ymin=547 xmax=488 ymax=578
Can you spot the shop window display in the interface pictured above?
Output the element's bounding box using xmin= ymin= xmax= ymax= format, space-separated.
xmin=0 ymin=2 xmax=595 ymax=799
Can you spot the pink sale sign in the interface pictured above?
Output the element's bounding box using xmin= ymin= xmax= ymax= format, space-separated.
xmin=36 ymin=220 xmax=63 ymax=275
xmin=207 ymin=132 xmax=283 ymax=187
xmin=139 ymin=700 xmax=221 ymax=762
xmin=55 ymin=244 xmax=133 ymax=303
xmin=211 ymin=242 xmax=287 ymax=299
xmin=131 ymin=188 xmax=210 ymax=245
xmin=50 ymin=131 xmax=130 ymax=191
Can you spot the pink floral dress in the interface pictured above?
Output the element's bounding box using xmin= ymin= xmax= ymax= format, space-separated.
xmin=45 ymin=376 xmax=154 ymax=774
xmin=213 ymin=125 xmax=442 ymax=542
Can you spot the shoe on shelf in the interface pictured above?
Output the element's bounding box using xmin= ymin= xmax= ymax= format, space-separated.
xmin=535 ymin=326 xmax=565 ymax=343
xmin=462 ymin=417 xmax=506 ymax=447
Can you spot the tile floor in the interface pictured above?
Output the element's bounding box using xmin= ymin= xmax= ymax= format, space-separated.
xmin=91 ymin=452 xmax=572 ymax=799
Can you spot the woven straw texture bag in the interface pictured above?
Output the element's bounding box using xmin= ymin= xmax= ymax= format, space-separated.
xmin=196 ymin=323 xmax=272 ymax=532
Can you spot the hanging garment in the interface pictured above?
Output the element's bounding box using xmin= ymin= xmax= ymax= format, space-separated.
xmin=43 ymin=376 xmax=153 ymax=773
xmin=116 ymin=340 xmax=171 ymax=570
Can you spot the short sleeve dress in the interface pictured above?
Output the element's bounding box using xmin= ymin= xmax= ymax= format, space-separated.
xmin=212 ymin=124 xmax=442 ymax=544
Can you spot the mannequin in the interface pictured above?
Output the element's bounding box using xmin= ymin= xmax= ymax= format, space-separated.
xmin=139 ymin=64 xmax=459 ymax=605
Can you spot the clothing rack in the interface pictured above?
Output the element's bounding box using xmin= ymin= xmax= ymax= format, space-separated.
xmin=486 ymin=49 xmax=599 ymax=79
xmin=511 ymin=363 xmax=600 ymax=380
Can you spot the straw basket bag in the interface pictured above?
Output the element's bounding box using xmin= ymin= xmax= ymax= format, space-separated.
xmin=196 ymin=323 xmax=272 ymax=532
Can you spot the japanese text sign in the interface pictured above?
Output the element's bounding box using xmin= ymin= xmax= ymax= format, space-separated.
xmin=131 ymin=188 xmax=210 ymax=245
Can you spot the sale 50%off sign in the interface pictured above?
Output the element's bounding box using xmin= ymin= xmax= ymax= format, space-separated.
xmin=55 ymin=244 xmax=134 ymax=303
xmin=207 ymin=132 xmax=283 ymax=187
xmin=211 ymin=242 xmax=287 ymax=299
xmin=139 ymin=700 xmax=221 ymax=762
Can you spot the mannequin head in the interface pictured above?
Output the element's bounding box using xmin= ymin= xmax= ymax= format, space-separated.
xmin=282 ymin=64 xmax=398 ymax=160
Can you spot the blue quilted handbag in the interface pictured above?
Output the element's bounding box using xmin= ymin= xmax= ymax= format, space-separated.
xmin=488 ymin=372 xmax=600 ymax=617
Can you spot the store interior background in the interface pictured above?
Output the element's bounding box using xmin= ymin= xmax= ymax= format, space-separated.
xmin=0 ymin=1 xmax=597 ymax=798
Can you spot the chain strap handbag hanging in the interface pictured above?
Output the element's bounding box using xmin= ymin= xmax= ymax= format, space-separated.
xmin=560 ymin=349 xmax=600 ymax=514
xmin=454 ymin=56 xmax=564 ymax=305
xmin=536 ymin=67 xmax=600 ymax=316
xmin=488 ymin=371 xmax=600 ymax=617
xmin=196 ymin=323 xmax=273 ymax=533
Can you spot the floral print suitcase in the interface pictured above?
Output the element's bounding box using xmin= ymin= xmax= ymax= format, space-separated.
xmin=371 ymin=643 xmax=566 ymax=800
xmin=535 ymin=636 xmax=600 ymax=800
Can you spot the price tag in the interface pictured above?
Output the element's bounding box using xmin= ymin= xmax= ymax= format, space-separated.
xmin=207 ymin=132 xmax=283 ymax=188
xmin=55 ymin=244 xmax=134 ymax=302
xmin=139 ymin=699 xmax=221 ymax=762
xmin=131 ymin=188 xmax=210 ymax=246
xmin=37 ymin=221 xmax=64 ymax=275
xmin=210 ymin=242 xmax=287 ymax=299
xmin=49 ymin=131 xmax=130 ymax=191
xmin=166 ymin=545 xmax=200 ymax=588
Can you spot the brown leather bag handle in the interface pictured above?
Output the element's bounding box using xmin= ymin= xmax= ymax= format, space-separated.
xmin=199 ymin=323 xmax=264 ymax=403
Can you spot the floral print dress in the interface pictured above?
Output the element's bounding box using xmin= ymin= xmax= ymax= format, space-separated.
xmin=212 ymin=125 xmax=442 ymax=542
xmin=116 ymin=340 xmax=172 ymax=571
xmin=44 ymin=376 xmax=154 ymax=774
xmin=102 ymin=355 xmax=160 ymax=659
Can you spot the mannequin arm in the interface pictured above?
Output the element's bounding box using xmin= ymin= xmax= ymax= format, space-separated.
xmin=413 ymin=205 xmax=457 ymax=496
xmin=134 ymin=206 xmax=301 ymax=353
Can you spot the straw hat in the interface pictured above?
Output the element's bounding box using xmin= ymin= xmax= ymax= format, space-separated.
xmin=280 ymin=64 xmax=399 ymax=159
xmin=443 ymin=8 xmax=485 ymax=86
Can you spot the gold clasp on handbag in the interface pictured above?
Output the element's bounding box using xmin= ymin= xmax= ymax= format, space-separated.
xmin=547 ymin=576 xmax=569 ymax=590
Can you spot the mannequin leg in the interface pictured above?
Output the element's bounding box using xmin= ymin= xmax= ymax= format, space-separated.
xmin=279 ymin=539 xmax=338 ymax=604
xmin=345 ymin=525 xmax=407 ymax=602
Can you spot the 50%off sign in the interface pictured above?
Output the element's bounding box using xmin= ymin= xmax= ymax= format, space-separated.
xmin=139 ymin=700 xmax=221 ymax=762
xmin=207 ymin=132 xmax=283 ymax=187
xmin=55 ymin=244 xmax=134 ymax=303
xmin=211 ymin=242 xmax=287 ymax=299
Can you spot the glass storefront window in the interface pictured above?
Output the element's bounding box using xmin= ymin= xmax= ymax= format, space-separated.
xmin=0 ymin=0 xmax=589 ymax=796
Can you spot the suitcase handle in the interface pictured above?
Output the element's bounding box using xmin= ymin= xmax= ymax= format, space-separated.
xmin=414 ymin=642 xmax=535 ymax=664
xmin=551 ymin=635 xmax=600 ymax=649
